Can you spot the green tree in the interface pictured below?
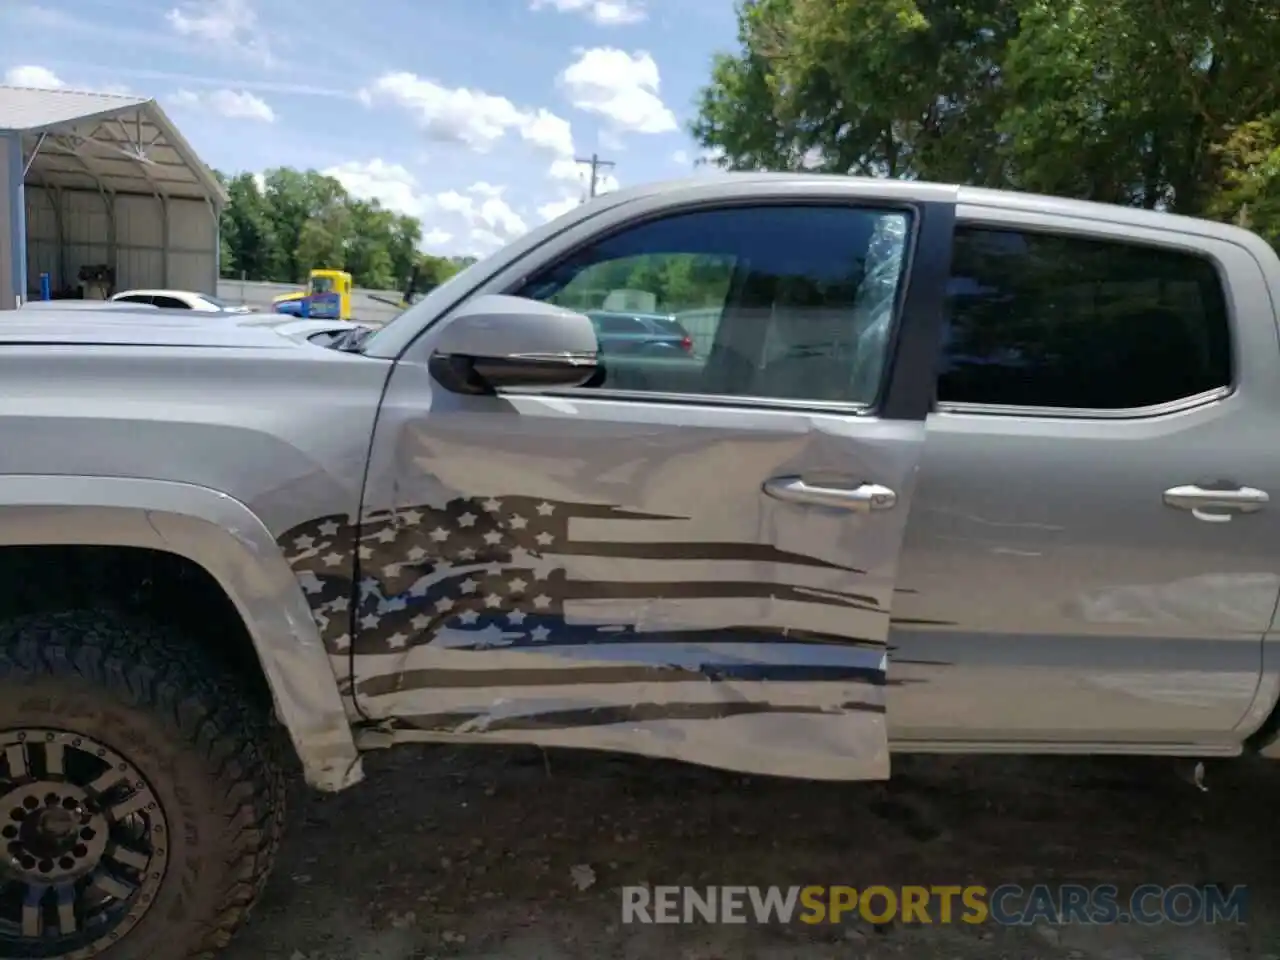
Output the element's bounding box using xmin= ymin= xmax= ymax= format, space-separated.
xmin=692 ymin=0 xmax=1280 ymax=238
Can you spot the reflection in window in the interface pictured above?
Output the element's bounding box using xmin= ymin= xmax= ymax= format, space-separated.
xmin=516 ymin=205 xmax=913 ymax=406
xmin=940 ymin=228 xmax=1232 ymax=409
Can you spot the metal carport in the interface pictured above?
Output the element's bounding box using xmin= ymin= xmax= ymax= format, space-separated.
xmin=0 ymin=85 xmax=227 ymax=309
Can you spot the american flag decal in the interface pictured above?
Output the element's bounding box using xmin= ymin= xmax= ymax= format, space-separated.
xmin=278 ymin=493 xmax=891 ymax=780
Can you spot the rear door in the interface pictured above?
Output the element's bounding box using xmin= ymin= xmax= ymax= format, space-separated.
xmin=343 ymin=181 xmax=954 ymax=780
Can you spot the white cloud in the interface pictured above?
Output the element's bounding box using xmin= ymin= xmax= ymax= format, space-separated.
xmin=548 ymin=156 xmax=619 ymax=194
xmin=324 ymin=160 xmax=432 ymax=219
xmin=3 ymin=65 xmax=132 ymax=96
xmin=671 ymin=149 xmax=690 ymax=166
xmin=530 ymin=0 xmax=646 ymax=25
xmin=3 ymin=65 xmax=63 ymax=89
xmin=521 ymin=109 xmax=576 ymax=158
xmin=325 ymin=160 xmax=529 ymax=256
xmin=538 ymin=196 xmax=582 ymax=223
xmin=360 ymin=73 xmax=577 ymax=161
xmin=166 ymin=0 xmax=270 ymax=63
xmin=559 ymin=48 xmax=677 ymax=134
xmin=170 ymin=88 xmax=276 ymax=122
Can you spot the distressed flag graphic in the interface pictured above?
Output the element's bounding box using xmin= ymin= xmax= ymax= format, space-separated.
xmin=277 ymin=493 xmax=891 ymax=779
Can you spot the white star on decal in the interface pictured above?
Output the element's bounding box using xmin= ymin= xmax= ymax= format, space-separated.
xmin=400 ymin=510 xmax=422 ymax=526
xmin=508 ymin=577 xmax=527 ymax=592
xmin=359 ymin=613 xmax=381 ymax=629
xmin=429 ymin=527 xmax=449 ymax=542
xmin=536 ymin=502 xmax=554 ymax=516
xmin=387 ymin=633 xmax=408 ymax=649
xmin=434 ymin=597 xmax=454 ymax=613
xmin=535 ymin=532 xmax=554 ymax=546
xmin=508 ymin=610 xmax=526 ymax=625
xmin=530 ymin=625 xmax=551 ymax=642
xmin=459 ymin=610 xmax=479 ymax=624
xmin=459 ymin=578 xmax=479 ymax=594
xmin=483 ymin=497 xmax=502 ymax=512
xmin=532 ymin=594 xmax=551 ymax=608
xmin=375 ymin=527 xmax=397 ymax=543
xmin=484 ymin=593 xmax=502 ymax=608
xmin=293 ymin=535 xmax=315 ymax=550
xmin=297 ymin=571 xmax=324 ymax=595
xmin=318 ymin=520 xmax=340 ymax=537
xmin=509 ymin=514 xmax=528 ymax=529
xmin=457 ymin=512 xmax=477 ymax=527
xmin=332 ymin=633 xmax=351 ymax=650
xmin=483 ymin=531 xmax=502 ymax=545
xmin=411 ymin=614 xmax=432 ymax=630
xmin=323 ymin=552 xmax=343 ymax=567
xmin=407 ymin=546 xmax=426 ymax=561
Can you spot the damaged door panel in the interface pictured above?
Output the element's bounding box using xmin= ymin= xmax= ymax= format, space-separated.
xmin=293 ymin=190 xmax=954 ymax=780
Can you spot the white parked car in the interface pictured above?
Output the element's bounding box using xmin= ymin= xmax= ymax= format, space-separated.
xmin=110 ymin=289 xmax=253 ymax=313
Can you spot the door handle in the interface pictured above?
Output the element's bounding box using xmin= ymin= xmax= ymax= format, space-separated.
xmin=1163 ymin=484 xmax=1269 ymax=522
xmin=763 ymin=477 xmax=897 ymax=512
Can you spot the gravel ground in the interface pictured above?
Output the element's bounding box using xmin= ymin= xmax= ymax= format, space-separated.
xmin=224 ymin=747 xmax=1280 ymax=960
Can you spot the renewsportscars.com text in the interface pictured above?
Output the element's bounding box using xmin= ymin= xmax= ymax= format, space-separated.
xmin=621 ymin=884 xmax=1248 ymax=926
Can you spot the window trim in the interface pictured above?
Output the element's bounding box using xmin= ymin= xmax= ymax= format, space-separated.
xmin=935 ymin=217 xmax=1238 ymax=421
xmin=498 ymin=197 xmax=943 ymax=419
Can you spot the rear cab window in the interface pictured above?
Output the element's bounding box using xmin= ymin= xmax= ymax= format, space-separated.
xmin=940 ymin=226 xmax=1232 ymax=411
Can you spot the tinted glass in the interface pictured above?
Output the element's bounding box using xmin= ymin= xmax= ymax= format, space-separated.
xmin=515 ymin=205 xmax=913 ymax=405
xmin=152 ymin=296 xmax=189 ymax=309
xmin=941 ymin=228 xmax=1232 ymax=409
xmin=115 ymin=295 xmax=152 ymax=304
xmin=592 ymin=314 xmax=644 ymax=335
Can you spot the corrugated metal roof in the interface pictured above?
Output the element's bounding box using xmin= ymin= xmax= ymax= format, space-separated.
xmin=0 ymin=85 xmax=227 ymax=204
xmin=0 ymin=85 xmax=148 ymax=133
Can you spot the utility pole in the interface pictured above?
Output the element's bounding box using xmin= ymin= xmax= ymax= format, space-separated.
xmin=575 ymin=153 xmax=615 ymax=199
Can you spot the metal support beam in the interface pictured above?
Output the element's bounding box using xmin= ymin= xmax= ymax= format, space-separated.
xmin=206 ymin=196 xmax=220 ymax=295
xmin=7 ymin=135 xmax=26 ymax=307
xmin=22 ymin=133 xmax=47 ymax=177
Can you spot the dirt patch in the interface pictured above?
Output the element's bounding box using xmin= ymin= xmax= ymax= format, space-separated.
xmin=225 ymin=748 xmax=1280 ymax=959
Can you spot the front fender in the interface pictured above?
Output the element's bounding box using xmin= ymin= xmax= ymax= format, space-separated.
xmin=0 ymin=474 xmax=363 ymax=792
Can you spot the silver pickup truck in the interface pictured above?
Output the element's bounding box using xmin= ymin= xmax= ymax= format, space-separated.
xmin=0 ymin=174 xmax=1274 ymax=959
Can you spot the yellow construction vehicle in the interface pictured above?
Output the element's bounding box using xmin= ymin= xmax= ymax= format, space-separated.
xmin=272 ymin=269 xmax=353 ymax=320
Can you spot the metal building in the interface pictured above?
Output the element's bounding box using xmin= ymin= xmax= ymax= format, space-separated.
xmin=0 ymin=85 xmax=227 ymax=309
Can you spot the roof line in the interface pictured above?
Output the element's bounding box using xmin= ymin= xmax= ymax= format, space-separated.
xmin=6 ymin=94 xmax=228 ymax=206
xmin=139 ymin=99 xmax=228 ymax=205
xmin=4 ymin=95 xmax=150 ymax=135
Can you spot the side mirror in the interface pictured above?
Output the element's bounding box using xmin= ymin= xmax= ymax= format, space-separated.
xmin=428 ymin=294 xmax=600 ymax=395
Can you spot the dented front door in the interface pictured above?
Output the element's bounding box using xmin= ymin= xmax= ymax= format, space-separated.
xmin=300 ymin=183 xmax=952 ymax=780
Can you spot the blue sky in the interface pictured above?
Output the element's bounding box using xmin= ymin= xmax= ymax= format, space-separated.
xmin=0 ymin=0 xmax=736 ymax=255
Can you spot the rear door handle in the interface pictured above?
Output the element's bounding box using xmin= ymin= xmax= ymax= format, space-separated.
xmin=763 ymin=477 xmax=897 ymax=512
xmin=1163 ymin=484 xmax=1269 ymax=522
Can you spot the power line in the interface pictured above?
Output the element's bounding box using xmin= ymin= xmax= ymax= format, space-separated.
xmin=575 ymin=153 xmax=616 ymax=199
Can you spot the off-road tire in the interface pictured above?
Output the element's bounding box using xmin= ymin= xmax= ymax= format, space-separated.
xmin=0 ymin=609 xmax=287 ymax=959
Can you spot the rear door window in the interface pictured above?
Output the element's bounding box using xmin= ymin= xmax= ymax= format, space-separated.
xmin=941 ymin=227 xmax=1232 ymax=410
